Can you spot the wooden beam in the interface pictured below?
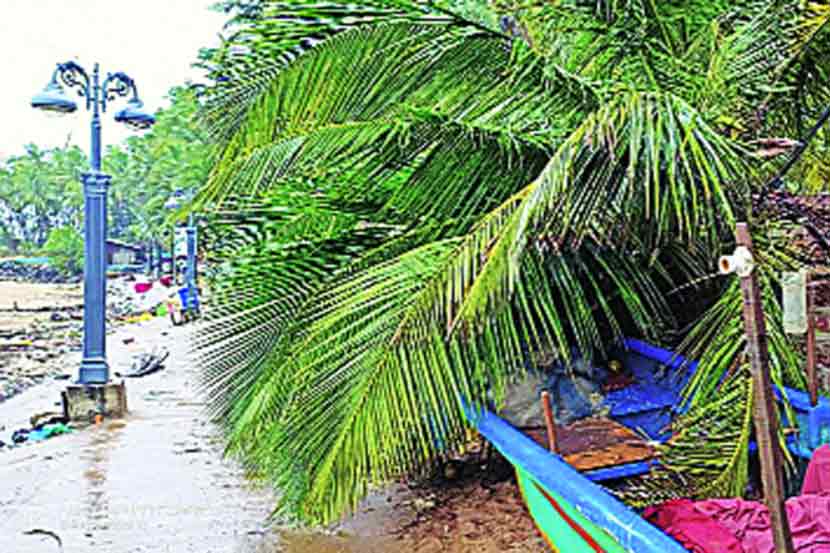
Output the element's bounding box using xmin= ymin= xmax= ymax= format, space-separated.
xmin=734 ymin=223 xmax=795 ymax=553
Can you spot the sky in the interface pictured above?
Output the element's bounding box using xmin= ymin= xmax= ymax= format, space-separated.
xmin=0 ymin=0 xmax=227 ymax=161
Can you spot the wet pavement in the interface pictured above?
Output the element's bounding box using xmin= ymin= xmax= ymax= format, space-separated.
xmin=0 ymin=312 xmax=542 ymax=553
xmin=0 ymin=316 xmax=285 ymax=553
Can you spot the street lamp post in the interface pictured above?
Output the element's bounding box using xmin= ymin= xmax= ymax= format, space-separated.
xmin=186 ymin=212 xmax=198 ymax=311
xmin=32 ymin=61 xmax=155 ymax=385
xmin=154 ymin=240 xmax=162 ymax=279
xmin=169 ymin=227 xmax=177 ymax=285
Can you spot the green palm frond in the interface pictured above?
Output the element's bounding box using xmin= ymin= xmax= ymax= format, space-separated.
xmin=681 ymin=228 xmax=807 ymax=408
xmin=196 ymin=208 xmax=395 ymax=429
xmin=621 ymin=371 xmax=755 ymax=506
xmin=416 ymin=92 xmax=749 ymax=345
xmin=206 ymin=233 xmax=680 ymax=523
xmin=194 ymin=0 xmax=830 ymax=525
xmin=198 ymin=20 xmax=594 ymax=209
xmin=201 ymin=0 xmax=463 ymax=144
xmin=202 ymin=184 xmax=364 ymax=254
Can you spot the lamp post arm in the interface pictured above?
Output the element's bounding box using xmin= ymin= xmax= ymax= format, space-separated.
xmin=54 ymin=61 xmax=92 ymax=110
xmin=101 ymin=72 xmax=138 ymax=112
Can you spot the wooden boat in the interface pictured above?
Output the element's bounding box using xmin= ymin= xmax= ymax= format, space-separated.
xmin=468 ymin=338 xmax=830 ymax=553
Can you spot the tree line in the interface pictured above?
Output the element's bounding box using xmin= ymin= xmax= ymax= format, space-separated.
xmin=0 ymin=87 xmax=210 ymax=273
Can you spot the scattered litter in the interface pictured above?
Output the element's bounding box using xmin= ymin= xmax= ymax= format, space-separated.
xmin=134 ymin=281 xmax=153 ymax=294
xmin=30 ymin=412 xmax=67 ymax=429
xmin=11 ymin=429 xmax=30 ymax=444
xmin=49 ymin=312 xmax=67 ymax=322
xmin=123 ymin=312 xmax=153 ymax=324
xmin=0 ymin=339 xmax=33 ymax=351
xmin=53 ymin=374 xmax=72 ymax=381
xmin=28 ymin=424 xmax=71 ymax=442
xmin=116 ymin=346 xmax=170 ymax=378
xmin=23 ymin=528 xmax=63 ymax=550
xmin=122 ymin=337 xmax=136 ymax=345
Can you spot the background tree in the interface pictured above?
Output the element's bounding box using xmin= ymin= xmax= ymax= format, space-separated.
xmin=0 ymin=144 xmax=86 ymax=253
xmin=0 ymin=87 xmax=210 ymax=270
xmin=41 ymin=225 xmax=84 ymax=275
xmin=103 ymin=86 xmax=211 ymax=245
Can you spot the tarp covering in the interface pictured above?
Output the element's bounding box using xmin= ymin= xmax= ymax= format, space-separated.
xmin=500 ymin=355 xmax=607 ymax=426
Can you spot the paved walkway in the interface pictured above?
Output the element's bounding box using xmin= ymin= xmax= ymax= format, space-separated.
xmin=0 ymin=316 xmax=282 ymax=553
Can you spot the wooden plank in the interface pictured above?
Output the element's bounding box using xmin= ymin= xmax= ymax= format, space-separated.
xmin=525 ymin=417 xmax=653 ymax=472
xmin=734 ymin=223 xmax=795 ymax=553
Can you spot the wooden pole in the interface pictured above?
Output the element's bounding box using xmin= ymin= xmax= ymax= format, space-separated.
xmin=541 ymin=391 xmax=559 ymax=454
xmin=807 ymin=272 xmax=819 ymax=407
xmin=734 ymin=223 xmax=795 ymax=553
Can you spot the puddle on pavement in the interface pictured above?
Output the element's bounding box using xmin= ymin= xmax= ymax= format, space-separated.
xmin=83 ymin=422 xmax=122 ymax=537
xmin=0 ymin=318 xmax=422 ymax=553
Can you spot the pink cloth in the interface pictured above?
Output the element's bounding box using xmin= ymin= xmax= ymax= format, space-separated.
xmin=647 ymin=447 xmax=830 ymax=552
xmin=803 ymin=445 xmax=830 ymax=495
xmin=643 ymin=499 xmax=745 ymax=553
xmin=695 ymin=496 xmax=830 ymax=553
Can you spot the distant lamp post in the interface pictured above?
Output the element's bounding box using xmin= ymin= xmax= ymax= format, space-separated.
xmin=164 ymin=194 xmax=181 ymax=287
xmin=165 ymin=190 xmax=199 ymax=316
xmin=32 ymin=61 xmax=155 ymax=385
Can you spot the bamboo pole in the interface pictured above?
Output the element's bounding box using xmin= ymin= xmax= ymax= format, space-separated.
xmin=732 ymin=223 xmax=795 ymax=553
xmin=807 ymin=272 xmax=819 ymax=407
xmin=541 ymin=391 xmax=559 ymax=454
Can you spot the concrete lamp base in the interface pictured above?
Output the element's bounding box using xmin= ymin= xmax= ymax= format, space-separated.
xmin=62 ymin=382 xmax=128 ymax=423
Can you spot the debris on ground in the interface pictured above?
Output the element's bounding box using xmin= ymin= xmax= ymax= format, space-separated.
xmin=4 ymin=413 xmax=73 ymax=446
xmin=116 ymin=346 xmax=170 ymax=378
xmin=0 ymin=260 xmax=77 ymax=284
xmin=29 ymin=411 xmax=66 ymax=428
xmin=21 ymin=528 xmax=63 ymax=551
xmin=134 ymin=281 xmax=153 ymax=294
xmin=0 ymin=275 xmax=172 ymax=404
xmin=394 ymin=476 xmax=547 ymax=552
xmin=338 ymin=436 xmax=550 ymax=553
xmin=27 ymin=423 xmax=71 ymax=442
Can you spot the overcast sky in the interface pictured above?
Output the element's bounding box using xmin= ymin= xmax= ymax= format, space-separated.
xmin=0 ymin=1 xmax=227 ymax=161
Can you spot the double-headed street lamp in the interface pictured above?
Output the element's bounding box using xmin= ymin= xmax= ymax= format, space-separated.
xmin=32 ymin=62 xmax=155 ymax=385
